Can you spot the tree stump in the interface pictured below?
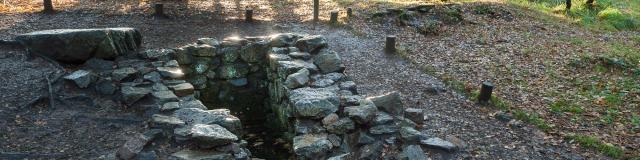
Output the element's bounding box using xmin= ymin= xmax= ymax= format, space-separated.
xmin=330 ymin=11 xmax=339 ymax=24
xmin=385 ymin=36 xmax=396 ymax=53
xmin=478 ymin=82 xmax=494 ymax=103
xmin=245 ymin=9 xmax=253 ymax=22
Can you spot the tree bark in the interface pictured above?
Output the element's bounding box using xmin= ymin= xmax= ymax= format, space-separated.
xmin=43 ymin=0 xmax=54 ymax=13
xmin=586 ymin=0 xmax=595 ymax=8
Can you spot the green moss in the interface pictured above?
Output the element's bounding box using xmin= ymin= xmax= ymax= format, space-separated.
xmin=567 ymin=134 xmax=624 ymax=158
xmin=549 ymin=100 xmax=584 ymax=114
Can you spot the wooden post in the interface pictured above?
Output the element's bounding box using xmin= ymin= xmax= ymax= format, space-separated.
xmin=385 ymin=35 xmax=396 ymax=53
xmin=313 ymin=0 xmax=319 ymax=22
xmin=347 ymin=8 xmax=353 ymax=19
xmin=154 ymin=3 xmax=165 ymax=17
xmin=245 ymin=9 xmax=253 ymax=22
xmin=478 ymin=82 xmax=494 ymax=103
xmin=330 ymin=10 xmax=338 ymax=24
xmin=43 ymin=0 xmax=54 ymax=13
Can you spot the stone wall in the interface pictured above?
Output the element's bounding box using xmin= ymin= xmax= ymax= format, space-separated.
xmin=37 ymin=28 xmax=435 ymax=159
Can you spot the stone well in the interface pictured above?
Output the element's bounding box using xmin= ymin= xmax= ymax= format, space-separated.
xmin=20 ymin=28 xmax=434 ymax=159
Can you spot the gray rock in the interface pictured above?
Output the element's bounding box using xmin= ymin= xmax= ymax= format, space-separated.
xmin=191 ymin=44 xmax=217 ymax=57
xmin=358 ymin=132 xmax=376 ymax=145
xmin=152 ymin=83 xmax=169 ymax=91
xmin=151 ymin=61 xmax=164 ymax=67
xmin=160 ymin=102 xmax=180 ymax=111
xmin=190 ymin=124 xmax=238 ymax=147
xmin=141 ymin=49 xmax=171 ymax=60
xmin=313 ymin=49 xmax=343 ymax=73
xmin=295 ymin=35 xmax=327 ymax=53
xmin=369 ymin=124 xmax=399 ymax=135
xmin=173 ymin=48 xmax=193 ymax=65
xmin=268 ymin=47 xmax=290 ymax=55
xmin=358 ymin=141 xmax=383 ymax=160
xmin=165 ymin=60 xmax=179 ymax=67
xmin=173 ymin=108 xmax=242 ymax=134
xmin=289 ymin=87 xmax=339 ymax=119
xmin=285 ymin=68 xmax=310 ymax=89
xmin=344 ymin=101 xmax=377 ymax=124
xmin=339 ymin=81 xmax=357 ymax=94
xmin=179 ymin=100 xmax=208 ymax=110
xmin=121 ymin=86 xmax=151 ymax=105
xmin=135 ymin=151 xmax=159 ymax=160
xmin=171 ymin=149 xmax=233 ymax=160
xmin=327 ymin=134 xmax=342 ymax=147
xmin=188 ymin=75 xmax=207 ymax=89
xmin=276 ymin=60 xmax=306 ymax=75
xmin=400 ymin=127 xmax=422 ymax=142
xmin=64 ymin=70 xmax=95 ymax=88
xmin=116 ymin=133 xmax=151 ymax=160
xmin=323 ymin=72 xmax=344 ymax=81
xmin=216 ymin=63 xmax=249 ymax=79
xmin=228 ymin=78 xmax=248 ymax=87
xmin=368 ymin=91 xmax=403 ymax=116
xmin=311 ymin=78 xmax=335 ymax=88
xmin=151 ymin=91 xmax=179 ymax=103
xmin=293 ymin=134 xmax=332 ymax=158
xmin=157 ymin=67 xmax=185 ymax=79
xmin=327 ymin=153 xmax=350 ymax=160
xmin=401 ymin=145 xmax=428 ymax=160
xmin=151 ymin=114 xmax=185 ymax=128
xmin=295 ymin=120 xmax=326 ymax=134
xmin=143 ymin=71 xmax=162 ymax=83
xmin=83 ymin=58 xmax=114 ymax=70
xmin=420 ymin=137 xmax=457 ymax=152
xmin=324 ymin=118 xmax=355 ymax=134
xmin=289 ymin=51 xmax=311 ymax=60
xmin=95 ymin=79 xmax=116 ymax=95
xmin=169 ymin=83 xmax=194 ymax=97
xmin=269 ymin=33 xmax=298 ymax=47
xmin=112 ymin=67 xmax=137 ymax=82
xmin=193 ymin=63 xmax=209 ymax=74
xmin=373 ymin=111 xmax=394 ymax=125
xmin=340 ymin=95 xmax=362 ymax=107
xmin=15 ymin=28 xmax=141 ymax=63
xmin=219 ymin=46 xmax=240 ymax=63
xmin=240 ymin=41 xmax=267 ymax=63
xmin=205 ymin=70 xmax=217 ymax=79
xmin=197 ymin=38 xmax=220 ymax=46
xmin=405 ymin=108 xmax=424 ymax=125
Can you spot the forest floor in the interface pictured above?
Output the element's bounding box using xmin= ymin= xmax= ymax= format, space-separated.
xmin=0 ymin=0 xmax=638 ymax=159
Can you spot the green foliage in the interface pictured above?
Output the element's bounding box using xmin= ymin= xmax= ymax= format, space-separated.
xmin=417 ymin=19 xmax=441 ymax=35
xmin=567 ymin=134 xmax=624 ymax=158
xmin=508 ymin=0 xmax=640 ymax=31
xmin=512 ymin=109 xmax=552 ymax=131
xmin=474 ymin=4 xmax=493 ymax=14
xmin=549 ymin=100 xmax=584 ymax=114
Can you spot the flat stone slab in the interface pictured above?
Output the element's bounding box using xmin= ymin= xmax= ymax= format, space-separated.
xmin=15 ymin=28 xmax=141 ymax=63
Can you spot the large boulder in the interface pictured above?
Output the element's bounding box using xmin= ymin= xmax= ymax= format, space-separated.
xmin=15 ymin=28 xmax=141 ymax=63
xmin=313 ymin=49 xmax=343 ymax=73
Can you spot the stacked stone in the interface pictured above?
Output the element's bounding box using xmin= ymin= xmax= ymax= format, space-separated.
xmin=263 ymin=34 xmax=431 ymax=159
xmin=56 ymin=30 xmax=440 ymax=159
xmin=62 ymin=46 xmax=253 ymax=159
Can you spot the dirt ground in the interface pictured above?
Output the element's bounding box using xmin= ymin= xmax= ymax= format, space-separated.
xmin=0 ymin=0 xmax=630 ymax=159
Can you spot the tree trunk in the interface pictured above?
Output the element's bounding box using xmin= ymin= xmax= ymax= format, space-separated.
xmin=586 ymin=0 xmax=595 ymax=8
xmin=43 ymin=0 xmax=54 ymax=13
xmin=565 ymin=0 xmax=572 ymax=11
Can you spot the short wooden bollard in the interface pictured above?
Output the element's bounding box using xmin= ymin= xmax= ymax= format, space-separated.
xmin=245 ymin=9 xmax=253 ymax=22
xmin=154 ymin=3 xmax=164 ymax=17
xmin=347 ymin=8 xmax=353 ymax=18
xmin=478 ymin=82 xmax=494 ymax=103
xmin=385 ymin=35 xmax=396 ymax=53
xmin=330 ymin=11 xmax=339 ymax=24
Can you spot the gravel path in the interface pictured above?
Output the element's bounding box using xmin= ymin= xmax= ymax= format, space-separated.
xmin=288 ymin=25 xmax=591 ymax=159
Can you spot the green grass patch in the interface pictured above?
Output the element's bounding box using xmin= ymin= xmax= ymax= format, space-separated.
xmin=507 ymin=0 xmax=640 ymax=31
xmin=549 ymin=100 xmax=584 ymax=114
xmin=512 ymin=109 xmax=553 ymax=131
xmin=567 ymin=134 xmax=624 ymax=158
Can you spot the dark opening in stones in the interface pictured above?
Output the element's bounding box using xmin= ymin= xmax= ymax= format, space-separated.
xmin=182 ymin=36 xmax=295 ymax=159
